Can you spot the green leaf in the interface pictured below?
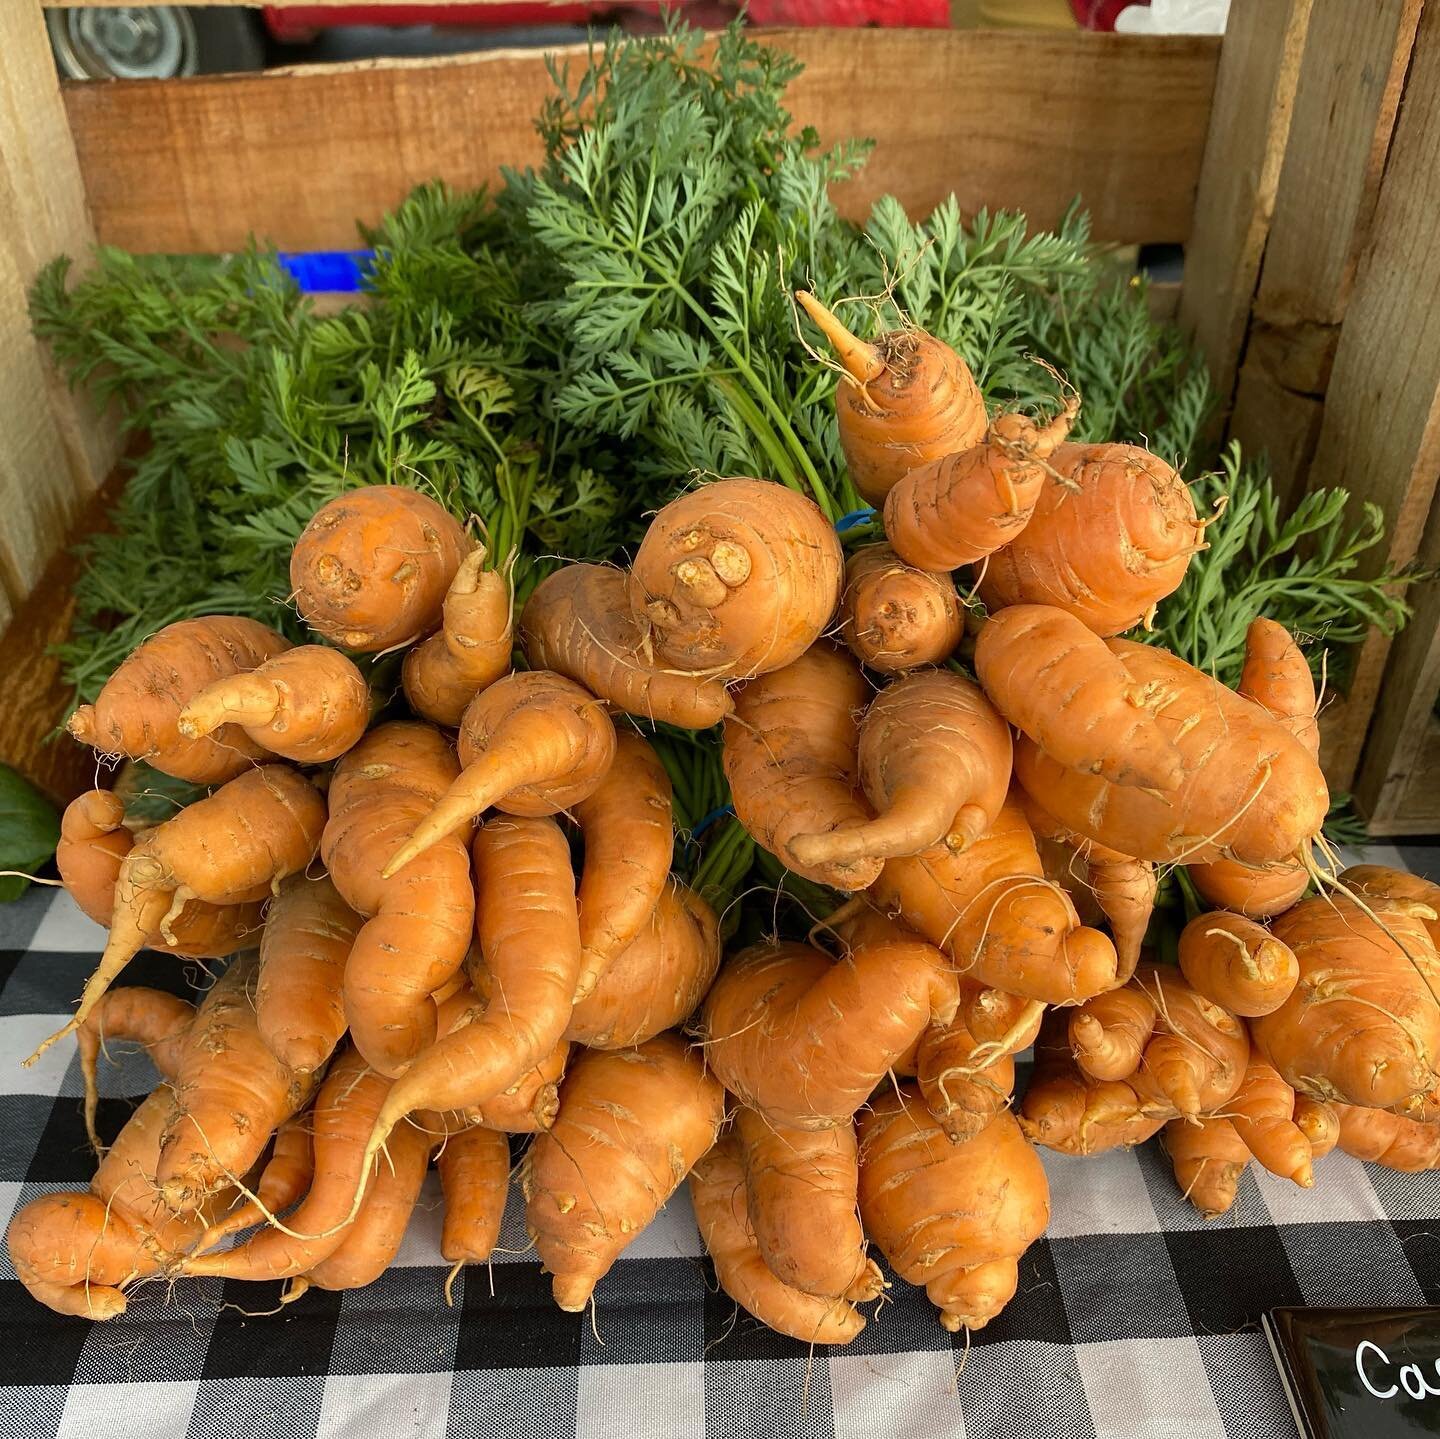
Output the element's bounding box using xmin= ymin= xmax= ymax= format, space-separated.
xmin=0 ymin=766 xmax=61 ymax=903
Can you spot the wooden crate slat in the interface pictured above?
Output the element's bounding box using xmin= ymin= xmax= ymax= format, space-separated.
xmin=1355 ymin=488 xmax=1440 ymax=833
xmin=0 ymin=5 xmax=115 ymax=608
xmin=1228 ymin=0 xmax=1421 ymax=504
xmin=1176 ymin=0 xmax=1312 ymax=418
xmin=1307 ymin=0 xmax=1440 ymax=799
xmin=59 ymin=29 xmax=1219 ymax=255
xmin=0 ymin=464 xmax=124 ymax=804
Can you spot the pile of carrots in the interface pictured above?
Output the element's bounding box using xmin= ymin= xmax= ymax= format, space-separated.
xmin=10 ymin=293 xmax=1440 ymax=1345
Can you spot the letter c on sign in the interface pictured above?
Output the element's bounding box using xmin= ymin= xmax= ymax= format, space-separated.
xmin=1358 ymin=1340 xmax=1399 ymax=1400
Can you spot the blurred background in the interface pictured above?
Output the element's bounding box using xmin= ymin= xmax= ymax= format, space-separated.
xmin=44 ymin=1 xmax=1228 ymax=81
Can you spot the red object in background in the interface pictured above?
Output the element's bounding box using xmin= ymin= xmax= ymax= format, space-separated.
xmin=1070 ymin=0 xmax=1148 ymax=28
xmin=263 ymin=5 xmax=606 ymax=41
xmin=262 ymin=1 xmax=946 ymax=45
xmin=748 ymin=0 xmax=947 ymax=21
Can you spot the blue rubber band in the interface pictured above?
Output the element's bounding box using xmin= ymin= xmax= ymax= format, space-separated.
xmin=835 ymin=507 xmax=878 ymax=533
xmin=277 ymin=250 xmax=374 ymax=294
xmin=692 ymin=803 xmax=736 ymax=839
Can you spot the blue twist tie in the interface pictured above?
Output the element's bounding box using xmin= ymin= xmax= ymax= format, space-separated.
xmin=692 ymin=803 xmax=736 ymax=840
xmin=835 ymin=507 xmax=878 ymax=533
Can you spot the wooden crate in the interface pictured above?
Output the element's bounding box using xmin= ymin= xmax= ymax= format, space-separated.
xmin=1199 ymin=0 xmax=1440 ymax=833
xmin=1 ymin=1 xmax=1436 ymax=832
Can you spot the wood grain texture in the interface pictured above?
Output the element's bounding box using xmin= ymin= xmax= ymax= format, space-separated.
xmin=1178 ymin=0 xmax=1311 ymax=415
xmin=60 ymin=30 xmax=1219 ymax=255
xmin=1255 ymin=0 xmax=1420 ymax=328
xmin=1228 ymin=357 xmax=1322 ymax=507
xmin=0 ymin=5 xmax=115 ymax=606
xmin=1355 ymin=508 xmax=1440 ymax=834
xmin=1308 ymin=0 xmax=1440 ymax=797
xmin=0 ymin=463 xmax=125 ymax=807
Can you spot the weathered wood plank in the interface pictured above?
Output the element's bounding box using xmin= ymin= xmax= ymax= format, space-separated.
xmin=1256 ymin=0 xmax=1421 ymax=328
xmin=0 ymin=463 xmax=125 ymax=806
xmin=1229 ymin=1 xmax=1421 ymax=512
xmin=1355 ymin=491 xmax=1440 ymax=833
xmin=1178 ymin=0 xmax=1311 ymax=415
xmin=0 ymin=5 xmax=114 ymax=607
xmin=60 ymin=30 xmax=1219 ymax=255
xmin=1307 ymin=0 xmax=1440 ymax=796
xmin=1227 ymin=359 xmax=1323 ymax=505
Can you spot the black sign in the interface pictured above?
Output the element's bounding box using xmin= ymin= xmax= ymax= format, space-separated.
xmin=1265 ymin=1309 xmax=1440 ymax=1439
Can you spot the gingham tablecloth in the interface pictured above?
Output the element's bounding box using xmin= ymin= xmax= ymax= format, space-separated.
xmin=4 ymin=846 xmax=1440 ymax=1439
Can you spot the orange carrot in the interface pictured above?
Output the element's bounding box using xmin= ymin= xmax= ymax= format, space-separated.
xmin=1187 ymin=858 xmax=1309 ymax=920
xmin=289 ymin=485 xmax=469 ymax=651
xmin=567 ymin=879 xmax=719 ymax=1049
xmin=916 ymin=1014 xmax=1016 ymax=1144
xmin=700 ymin=934 xmax=956 ymax=1129
xmin=357 ymin=815 xmax=582 ymax=1188
xmin=7 ymin=1089 xmax=215 ymax=1318
xmin=155 ymin=954 xmax=319 ymax=1210
xmin=691 ymin=1134 xmax=866 ymax=1344
xmin=33 ymin=766 xmax=324 ymax=1061
xmin=1237 ymin=617 xmax=1320 ymax=755
xmin=858 ymin=1089 xmax=1049 ymax=1332
xmin=403 ymin=547 xmax=514 ymax=726
xmin=177 ymin=645 xmax=369 ymax=763
xmin=180 ymin=1047 xmax=393 ymax=1282
xmin=796 ymin=292 xmax=986 ymax=506
xmin=1068 ymin=985 xmax=1157 ymax=1082
xmin=974 ymin=605 xmax=1183 ymax=791
xmin=76 ymin=985 xmax=194 ymax=1154
xmin=1229 ymin=1057 xmax=1315 ymax=1187
xmin=1018 ymin=1016 xmax=1166 ymax=1157
xmin=1335 ymin=1105 xmax=1440 ymax=1172
xmin=791 ymin=668 xmax=1011 ymax=868
xmin=306 ymin=1117 xmax=434 ymax=1292
xmin=56 ymin=790 xmax=264 ymax=962
xmin=1165 ymin=1117 xmax=1250 ymax=1218
xmin=520 ymin=563 xmax=733 ymax=729
xmin=882 ymin=398 xmax=1081 ymax=571
xmin=978 ymin=442 xmax=1202 ymax=635
xmin=573 ymin=731 xmax=674 ymax=1000
xmin=1252 ymin=894 xmax=1440 ymax=1111
xmin=434 ymin=983 xmax=569 ymax=1133
xmin=1341 ymin=865 xmax=1440 ymax=952
xmin=1178 ymin=912 xmax=1299 ymax=1018
xmin=1187 ymin=618 xmax=1318 ymax=911
xmin=382 ymin=671 xmax=616 ymax=877
xmin=1127 ymin=963 xmax=1250 ymax=1119
xmin=871 ymin=792 xmax=1119 ymax=1005
xmin=1088 ymin=855 xmax=1156 ymax=984
xmin=525 ymin=1036 xmax=725 ymax=1311
xmin=256 ymin=874 xmax=361 ymax=1075
xmin=438 ymin=1123 xmax=511 ymax=1271
xmin=628 ymin=478 xmax=843 ymax=680
xmin=199 ymin=1114 xmax=316 ymax=1249
xmin=1014 ymin=640 xmax=1329 ymax=866
xmin=322 ymin=723 xmax=474 ymax=1076
xmin=837 ymin=543 xmax=963 ymax=673
xmin=723 ymin=643 xmax=882 ymax=891
xmin=734 ymin=1109 xmax=883 ymax=1302
xmin=66 ymin=617 xmax=290 ymax=783
xmin=1293 ymin=1097 xmax=1340 ymax=1160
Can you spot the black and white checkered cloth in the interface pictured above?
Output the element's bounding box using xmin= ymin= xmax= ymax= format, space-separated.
xmin=3 ymin=845 xmax=1440 ymax=1439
